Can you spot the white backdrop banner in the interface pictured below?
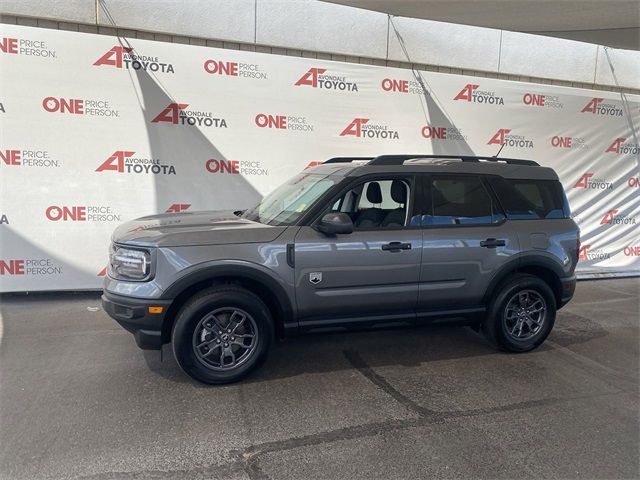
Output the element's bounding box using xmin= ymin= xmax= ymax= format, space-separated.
xmin=1 ymin=24 xmax=639 ymax=292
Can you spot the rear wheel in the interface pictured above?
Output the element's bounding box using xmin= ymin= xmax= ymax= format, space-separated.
xmin=482 ymin=274 xmax=556 ymax=352
xmin=172 ymin=286 xmax=273 ymax=384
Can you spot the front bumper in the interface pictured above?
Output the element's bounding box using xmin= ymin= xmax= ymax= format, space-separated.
xmin=559 ymin=275 xmax=577 ymax=308
xmin=102 ymin=291 xmax=172 ymax=350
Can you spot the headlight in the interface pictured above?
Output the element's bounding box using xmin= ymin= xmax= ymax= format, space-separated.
xmin=108 ymin=244 xmax=152 ymax=281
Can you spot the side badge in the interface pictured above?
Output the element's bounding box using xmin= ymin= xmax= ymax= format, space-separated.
xmin=309 ymin=272 xmax=322 ymax=285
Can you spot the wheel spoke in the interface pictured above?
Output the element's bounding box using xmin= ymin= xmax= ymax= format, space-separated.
xmin=233 ymin=333 xmax=254 ymax=339
xmin=510 ymin=321 xmax=520 ymax=335
xmin=225 ymin=347 xmax=236 ymax=366
xmin=201 ymin=343 xmax=222 ymax=358
xmin=201 ymin=315 xmax=215 ymax=331
xmin=196 ymin=339 xmax=216 ymax=349
xmin=229 ymin=311 xmax=246 ymax=334
xmin=202 ymin=313 xmax=225 ymax=332
xmin=526 ymin=314 xmax=543 ymax=326
xmin=219 ymin=345 xmax=226 ymax=366
xmin=529 ymin=299 xmax=544 ymax=309
xmin=519 ymin=292 xmax=528 ymax=307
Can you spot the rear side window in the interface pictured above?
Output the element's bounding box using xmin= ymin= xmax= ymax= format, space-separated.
xmin=425 ymin=176 xmax=505 ymax=226
xmin=488 ymin=177 xmax=570 ymax=220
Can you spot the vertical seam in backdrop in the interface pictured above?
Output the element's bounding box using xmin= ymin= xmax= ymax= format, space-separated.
xmin=497 ymin=29 xmax=503 ymax=73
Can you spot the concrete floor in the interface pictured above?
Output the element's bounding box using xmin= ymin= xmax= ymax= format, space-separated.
xmin=0 ymin=278 xmax=638 ymax=480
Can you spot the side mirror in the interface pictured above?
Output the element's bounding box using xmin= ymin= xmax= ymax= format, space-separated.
xmin=316 ymin=212 xmax=354 ymax=235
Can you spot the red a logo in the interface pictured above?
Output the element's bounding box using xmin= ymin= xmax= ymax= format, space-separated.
xmin=340 ymin=118 xmax=369 ymax=137
xmin=488 ymin=129 xmax=511 ymax=145
xmin=93 ymin=46 xmax=133 ymax=68
xmin=294 ymin=68 xmax=327 ymax=87
xmin=95 ymin=150 xmax=135 ymax=172
xmin=600 ymin=209 xmax=618 ymax=225
xmin=578 ymin=245 xmax=590 ymax=261
xmin=165 ymin=204 xmax=191 ymax=213
xmin=606 ymin=138 xmax=625 ymax=153
xmin=581 ymin=98 xmax=603 ymax=113
xmin=453 ymin=84 xmax=479 ymax=101
xmin=574 ymin=173 xmax=594 ymax=188
xmin=152 ymin=103 xmax=189 ymax=123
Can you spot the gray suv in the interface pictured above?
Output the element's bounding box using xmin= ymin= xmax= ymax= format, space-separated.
xmin=102 ymin=155 xmax=579 ymax=384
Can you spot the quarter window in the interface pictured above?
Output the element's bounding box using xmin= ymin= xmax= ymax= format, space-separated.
xmin=488 ymin=177 xmax=569 ymax=220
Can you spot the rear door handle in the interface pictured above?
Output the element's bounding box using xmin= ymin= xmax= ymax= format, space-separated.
xmin=480 ymin=238 xmax=506 ymax=248
xmin=382 ymin=241 xmax=412 ymax=252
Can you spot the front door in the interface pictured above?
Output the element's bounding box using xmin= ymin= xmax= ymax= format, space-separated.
xmin=294 ymin=176 xmax=422 ymax=328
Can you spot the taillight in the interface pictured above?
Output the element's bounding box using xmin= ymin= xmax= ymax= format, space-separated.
xmin=576 ymin=236 xmax=581 ymax=262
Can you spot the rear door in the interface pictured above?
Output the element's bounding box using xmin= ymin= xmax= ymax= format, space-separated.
xmin=417 ymin=174 xmax=519 ymax=313
xmin=294 ymin=175 xmax=422 ymax=328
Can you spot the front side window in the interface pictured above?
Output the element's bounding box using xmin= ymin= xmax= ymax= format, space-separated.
xmin=242 ymin=173 xmax=338 ymax=226
xmin=426 ymin=176 xmax=503 ymax=226
xmin=329 ymin=178 xmax=413 ymax=230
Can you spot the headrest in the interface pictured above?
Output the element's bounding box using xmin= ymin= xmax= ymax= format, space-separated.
xmin=390 ymin=180 xmax=407 ymax=204
xmin=366 ymin=182 xmax=382 ymax=204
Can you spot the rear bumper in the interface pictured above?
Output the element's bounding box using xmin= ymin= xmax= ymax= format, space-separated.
xmin=559 ymin=275 xmax=577 ymax=308
xmin=101 ymin=291 xmax=172 ymax=350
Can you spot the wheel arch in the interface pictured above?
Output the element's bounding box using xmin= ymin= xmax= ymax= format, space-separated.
xmin=160 ymin=264 xmax=295 ymax=344
xmin=483 ymin=256 xmax=564 ymax=307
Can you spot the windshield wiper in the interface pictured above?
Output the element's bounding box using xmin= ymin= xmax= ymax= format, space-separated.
xmin=233 ymin=210 xmax=245 ymax=217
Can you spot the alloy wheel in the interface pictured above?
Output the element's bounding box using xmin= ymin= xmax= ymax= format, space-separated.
xmin=192 ymin=307 xmax=258 ymax=371
xmin=503 ymin=289 xmax=547 ymax=341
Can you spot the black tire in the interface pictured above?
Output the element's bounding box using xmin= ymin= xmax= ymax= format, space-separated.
xmin=482 ymin=273 xmax=556 ymax=353
xmin=172 ymin=286 xmax=274 ymax=384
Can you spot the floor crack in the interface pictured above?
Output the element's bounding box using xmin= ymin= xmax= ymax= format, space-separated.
xmin=343 ymin=349 xmax=440 ymax=419
xmin=75 ymin=353 xmax=636 ymax=480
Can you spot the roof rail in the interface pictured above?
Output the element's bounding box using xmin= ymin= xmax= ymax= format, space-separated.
xmin=324 ymin=156 xmax=374 ymax=164
xmin=370 ymin=154 xmax=539 ymax=167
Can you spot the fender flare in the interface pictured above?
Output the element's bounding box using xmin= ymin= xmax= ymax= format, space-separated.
xmin=482 ymin=253 xmax=565 ymax=304
xmin=161 ymin=261 xmax=295 ymax=326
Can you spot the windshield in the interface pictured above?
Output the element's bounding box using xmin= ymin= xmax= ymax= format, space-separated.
xmin=242 ymin=173 xmax=339 ymax=226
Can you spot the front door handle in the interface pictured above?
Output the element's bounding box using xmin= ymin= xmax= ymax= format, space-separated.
xmin=480 ymin=238 xmax=506 ymax=248
xmin=382 ymin=241 xmax=412 ymax=252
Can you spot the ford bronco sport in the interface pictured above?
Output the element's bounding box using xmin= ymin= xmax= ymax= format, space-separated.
xmin=102 ymin=155 xmax=579 ymax=384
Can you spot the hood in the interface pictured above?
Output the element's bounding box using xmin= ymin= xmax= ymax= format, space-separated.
xmin=112 ymin=210 xmax=286 ymax=247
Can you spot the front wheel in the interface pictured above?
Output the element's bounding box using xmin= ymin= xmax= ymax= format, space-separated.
xmin=172 ymin=286 xmax=273 ymax=384
xmin=482 ymin=274 xmax=556 ymax=352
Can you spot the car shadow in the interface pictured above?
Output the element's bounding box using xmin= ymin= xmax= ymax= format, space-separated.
xmin=142 ymin=309 xmax=609 ymax=386
xmin=1 ymin=290 xmax=608 ymax=386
